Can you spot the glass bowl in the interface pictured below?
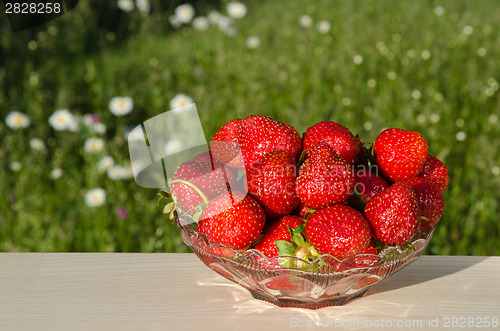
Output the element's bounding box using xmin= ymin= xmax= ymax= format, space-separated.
xmin=177 ymin=219 xmax=434 ymax=310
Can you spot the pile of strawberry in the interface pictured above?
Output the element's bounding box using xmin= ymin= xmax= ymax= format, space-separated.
xmin=167 ymin=115 xmax=448 ymax=270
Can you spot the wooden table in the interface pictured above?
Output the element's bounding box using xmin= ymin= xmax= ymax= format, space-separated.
xmin=0 ymin=254 xmax=498 ymax=331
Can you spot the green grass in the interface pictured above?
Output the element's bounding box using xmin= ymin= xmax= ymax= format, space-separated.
xmin=1 ymin=0 xmax=499 ymax=254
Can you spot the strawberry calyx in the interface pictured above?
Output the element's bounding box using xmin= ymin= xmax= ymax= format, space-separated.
xmin=169 ymin=178 xmax=211 ymax=222
xmin=275 ymin=224 xmax=321 ymax=270
xmin=157 ymin=190 xmax=176 ymax=220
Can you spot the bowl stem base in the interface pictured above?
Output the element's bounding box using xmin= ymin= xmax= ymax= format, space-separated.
xmin=248 ymin=289 xmax=369 ymax=310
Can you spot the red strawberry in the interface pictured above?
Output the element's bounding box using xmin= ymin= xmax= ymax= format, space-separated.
xmin=364 ymin=182 xmax=420 ymax=245
xmin=211 ymin=119 xmax=244 ymax=168
xmin=296 ymin=142 xmax=355 ymax=209
xmin=418 ymin=154 xmax=449 ymax=193
xmin=238 ymin=115 xmax=302 ymax=172
xmin=302 ymin=121 xmax=359 ymax=164
xmin=402 ymin=177 xmax=444 ymax=229
xmin=305 ymin=204 xmax=372 ymax=260
xmin=264 ymin=276 xmax=299 ymax=291
xmin=247 ymin=150 xmax=300 ymax=218
xmin=353 ymin=167 xmax=389 ymax=204
xmin=253 ymin=215 xmax=304 ymax=257
xmin=374 ymin=128 xmax=428 ymax=182
xmin=170 ymin=161 xmax=235 ymax=215
xmin=354 ymin=243 xmax=381 ymax=267
xmin=197 ymin=191 xmax=265 ymax=250
xmin=359 ymin=243 xmax=378 ymax=255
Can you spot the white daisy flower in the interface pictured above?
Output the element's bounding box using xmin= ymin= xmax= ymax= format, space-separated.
xmin=245 ymin=36 xmax=260 ymax=49
xmin=430 ymin=114 xmax=440 ymax=123
xmin=216 ymin=15 xmax=235 ymax=33
xmin=49 ymin=109 xmax=78 ymax=132
xmin=169 ymin=94 xmax=193 ymax=110
xmin=82 ymin=114 xmax=94 ymax=126
xmin=97 ymin=156 xmax=115 ymax=173
xmin=135 ymin=0 xmax=150 ymax=13
xmin=169 ymin=14 xmax=182 ymax=28
xmin=488 ymin=114 xmax=498 ymax=124
xmin=207 ymin=10 xmax=221 ymax=24
xmin=122 ymin=165 xmax=134 ymax=180
xmin=492 ymin=166 xmax=500 ymax=176
xmin=342 ymin=97 xmax=352 ymax=106
xmin=109 ymin=96 xmax=133 ymax=116
xmin=477 ymin=48 xmax=487 ymax=57
xmin=434 ymin=93 xmax=443 ymax=102
xmin=85 ymin=188 xmax=106 ymax=207
xmin=298 ymin=15 xmax=312 ymax=28
xmin=5 ymin=111 xmax=30 ymax=129
xmin=92 ymin=122 xmax=106 ymax=135
xmin=164 ymin=139 xmax=183 ymax=155
xmin=316 ymin=20 xmax=331 ymax=34
xmin=434 ymin=6 xmax=445 ymax=16
xmin=456 ymin=131 xmax=466 ymax=142
xmin=411 ymin=89 xmax=422 ymax=100
xmin=387 ymin=71 xmax=397 ymax=80
xmin=107 ymin=166 xmax=123 ymax=180
xmin=175 ymin=3 xmax=195 ymax=24
xmin=117 ymin=0 xmax=134 ymax=12
xmin=367 ymin=79 xmax=377 ymax=88
xmin=10 ymin=161 xmax=22 ymax=172
xmin=463 ymin=25 xmax=474 ymax=36
xmin=50 ymin=168 xmax=63 ymax=180
xmin=84 ymin=137 xmax=104 ymax=154
xmin=353 ymin=54 xmax=363 ymax=65
xmin=193 ymin=17 xmax=209 ymax=31
xmin=30 ymin=138 xmax=46 ymax=151
xmin=227 ymin=2 xmax=247 ymax=19
xmin=107 ymin=165 xmax=132 ymax=180
xmin=421 ymin=50 xmax=431 ymax=60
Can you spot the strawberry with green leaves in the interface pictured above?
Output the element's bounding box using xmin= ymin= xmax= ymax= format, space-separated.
xmin=247 ymin=150 xmax=300 ymax=218
xmin=296 ymin=142 xmax=355 ymax=209
xmin=253 ymin=215 xmax=304 ymax=257
xmin=364 ymin=181 xmax=421 ymax=245
xmin=374 ymin=128 xmax=428 ymax=182
xmin=305 ymin=204 xmax=372 ymax=261
xmin=197 ymin=191 xmax=265 ymax=250
xmin=302 ymin=121 xmax=360 ymax=164
xmin=170 ymin=159 xmax=235 ymax=218
xmin=418 ymin=154 xmax=449 ymax=193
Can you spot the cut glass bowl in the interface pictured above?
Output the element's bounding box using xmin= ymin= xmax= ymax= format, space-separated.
xmin=177 ymin=219 xmax=434 ymax=310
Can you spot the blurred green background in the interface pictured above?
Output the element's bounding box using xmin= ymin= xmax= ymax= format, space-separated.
xmin=1 ymin=0 xmax=499 ymax=254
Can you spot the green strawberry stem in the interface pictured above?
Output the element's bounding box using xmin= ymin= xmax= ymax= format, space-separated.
xmin=170 ymin=179 xmax=210 ymax=205
xmin=275 ymin=225 xmax=321 ymax=270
